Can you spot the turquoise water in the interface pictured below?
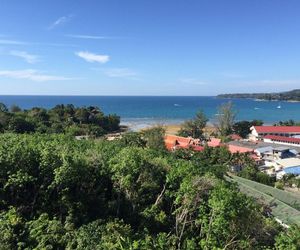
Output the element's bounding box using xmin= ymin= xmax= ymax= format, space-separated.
xmin=0 ymin=96 xmax=300 ymax=128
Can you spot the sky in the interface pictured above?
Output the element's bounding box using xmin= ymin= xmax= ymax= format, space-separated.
xmin=1 ymin=0 xmax=300 ymax=95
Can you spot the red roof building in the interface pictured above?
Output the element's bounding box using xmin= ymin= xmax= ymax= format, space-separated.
xmin=227 ymin=144 xmax=254 ymax=154
xmin=263 ymin=135 xmax=300 ymax=146
xmin=207 ymin=138 xmax=222 ymax=147
xmin=250 ymin=126 xmax=300 ymax=140
xmin=164 ymin=135 xmax=204 ymax=151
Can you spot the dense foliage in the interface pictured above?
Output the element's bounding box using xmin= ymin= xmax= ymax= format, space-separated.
xmin=0 ymin=133 xmax=298 ymax=249
xmin=273 ymin=119 xmax=300 ymax=126
xmin=0 ymin=103 xmax=120 ymax=136
xmin=233 ymin=119 xmax=263 ymax=138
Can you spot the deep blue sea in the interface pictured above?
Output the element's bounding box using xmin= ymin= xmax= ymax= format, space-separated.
xmin=1 ymin=96 xmax=300 ymax=129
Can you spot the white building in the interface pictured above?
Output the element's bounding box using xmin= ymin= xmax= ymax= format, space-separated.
xmin=249 ymin=126 xmax=300 ymax=141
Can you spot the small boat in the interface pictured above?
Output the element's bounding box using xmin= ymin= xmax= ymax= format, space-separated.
xmin=174 ymin=104 xmax=182 ymax=107
xmin=277 ymin=104 xmax=281 ymax=109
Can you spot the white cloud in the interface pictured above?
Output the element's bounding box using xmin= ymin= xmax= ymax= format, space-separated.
xmin=76 ymin=51 xmax=110 ymax=63
xmin=10 ymin=50 xmax=40 ymax=64
xmin=66 ymin=34 xmax=115 ymax=40
xmin=0 ymin=39 xmax=27 ymax=45
xmin=48 ymin=15 xmax=72 ymax=29
xmin=179 ymin=78 xmax=207 ymax=85
xmin=0 ymin=69 xmax=73 ymax=82
xmin=102 ymin=68 xmax=139 ymax=79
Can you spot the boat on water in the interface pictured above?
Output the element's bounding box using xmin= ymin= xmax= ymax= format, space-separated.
xmin=277 ymin=103 xmax=282 ymax=109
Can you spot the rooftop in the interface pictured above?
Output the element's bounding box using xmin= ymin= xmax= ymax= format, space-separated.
xmin=276 ymin=158 xmax=300 ymax=168
xmin=253 ymin=126 xmax=300 ymax=133
xmin=264 ymin=135 xmax=300 ymax=144
xmin=228 ymin=140 xmax=300 ymax=153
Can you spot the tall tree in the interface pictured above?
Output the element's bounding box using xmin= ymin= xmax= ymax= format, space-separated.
xmin=217 ymin=102 xmax=236 ymax=137
xmin=178 ymin=110 xmax=208 ymax=138
xmin=142 ymin=126 xmax=166 ymax=151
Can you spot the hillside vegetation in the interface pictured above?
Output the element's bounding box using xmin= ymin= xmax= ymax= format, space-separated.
xmin=218 ymin=89 xmax=300 ymax=101
xmin=0 ymin=133 xmax=298 ymax=249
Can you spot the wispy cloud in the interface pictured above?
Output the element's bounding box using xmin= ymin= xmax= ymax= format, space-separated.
xmin=179 ymin=78 xmax=207 ymax=85
xmin=76 ymin=51 xmax=110 ymax=63
xmin=0 ymin=39 xmax=28 ymax=45
xmin=48 ymin=15 xmax=72 ymax=29
xmin=10 ymin=51 xmax=40 ymax=64
xmin=102 ymin=68 xmax=139 ymax=79
xmin=66 ymin=34 xmax=117 ymax=40
xmin=0 ymin=39 xmax=76 ymax=47
xmin=0 ymin=69 xmax=73 ymax=82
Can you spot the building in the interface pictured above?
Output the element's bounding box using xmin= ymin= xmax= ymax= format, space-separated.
xmin=249 ymin=126 xmax=300 ymax=141
xmin=164 ymin=135 xmax=204 ymax=151
xmin=274 ymin=158 xmax=300 ymax=179
xmin=263 ymin=135 xmax=300 ymax=147
xmin=207 ymin=137 xmax=222 ymax=147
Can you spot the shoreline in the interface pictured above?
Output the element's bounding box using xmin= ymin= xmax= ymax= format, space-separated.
xmin=120 ymin=119 xmax=217 ymax=134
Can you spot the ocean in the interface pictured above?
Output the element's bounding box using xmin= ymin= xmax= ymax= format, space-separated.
xmin=1 ymin=96 xmax=300 ymax=129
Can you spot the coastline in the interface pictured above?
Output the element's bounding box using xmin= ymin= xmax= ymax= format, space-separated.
xmin=121 ymin=118 xmax=217 ymax=135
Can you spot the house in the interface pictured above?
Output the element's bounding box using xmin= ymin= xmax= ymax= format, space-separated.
xmin=274 ymin=158 xmax=300 ymax=179
xmin=227 ymin=144 xmax=254 ymax=154
xmin=207 ymin=137 xmax=222 ymax=147
xmin=249 ymin=126 xmax=300 ymax=141
xmin=164 ymin=135 xmax=204 ymax=151
xmin=263 ymin=135 xmax=300 ymax=147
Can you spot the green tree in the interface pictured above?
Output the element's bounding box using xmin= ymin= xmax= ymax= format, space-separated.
xmin=142 ymin=126 xmax=166 ymax=151
xmin=178 ymin=110 xmax=208 ymax=139
xmin=0 ymin=208 xmax=26 ymax=250
xmin=27 ymin=214 xmax=67 ymax=250
xmin=10 ymin=104 xmax=22 ymax=113
xmin=217 ymin=102 xmax=236 ymax=137
xmin=69 ymin=219 xmax=134 ymax=250
xmin=0 ymin=103 xmax=8 ymax=113
xmin=275 ymin=225 xmax=300 ymax=250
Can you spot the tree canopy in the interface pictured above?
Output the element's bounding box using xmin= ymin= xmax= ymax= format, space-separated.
xmin=178 ymin=110 xmax=208 ymax=139
xmin=0 ymin=103 xmax=120 ymax=136
xmin=0 ymin=132 xmax=294 ymax=249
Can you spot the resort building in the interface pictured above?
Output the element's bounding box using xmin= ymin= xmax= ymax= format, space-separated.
xmin=263 ymin=135 xmax=300 ymax=147
xmin=249 ymin=126 xmax=300 ymax=141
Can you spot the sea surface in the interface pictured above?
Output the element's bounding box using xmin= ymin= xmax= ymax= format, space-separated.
xmin=0 ymin=96 xmax=300 ymax=129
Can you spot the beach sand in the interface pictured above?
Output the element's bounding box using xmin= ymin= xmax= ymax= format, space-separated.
xmin=160 ymin=123 xmax=217 ymax=135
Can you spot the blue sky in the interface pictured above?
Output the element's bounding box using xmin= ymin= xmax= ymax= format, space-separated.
xmin=1 ymin=0 xmax=300 ymax=95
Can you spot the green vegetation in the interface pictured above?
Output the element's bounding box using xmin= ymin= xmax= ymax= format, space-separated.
xmin=273 ymin=119 xmax=300 ymax=126
xmin=177 ymin=110 xmax=208 ymax=139
xmin=218 ymin=89 xmax=300 ymax=101
xmin=233 ymin=120 xmax=263 ymax=138
xmin=0 ymin=103 xmax=120 ymax=136
xmin=0 ymin=132 xmax=297 ymax=249
xmin=216 ymin=102 xmax=236 ymax=137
